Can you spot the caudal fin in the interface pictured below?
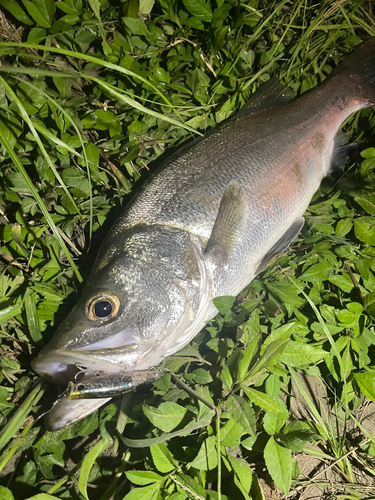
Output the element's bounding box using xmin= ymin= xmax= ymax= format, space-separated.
xmin=331 ymin=37 xmax=375 ymax=105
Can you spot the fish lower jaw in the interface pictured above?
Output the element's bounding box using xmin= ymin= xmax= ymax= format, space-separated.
xmin=31 ymin=348 xmax=139 ymax=385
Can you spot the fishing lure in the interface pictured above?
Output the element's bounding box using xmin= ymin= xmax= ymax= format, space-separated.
xmin=67 ymin=370 xmax=161 ymax=399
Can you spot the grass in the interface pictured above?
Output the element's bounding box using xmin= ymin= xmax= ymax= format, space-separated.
xmin=0 ymin=0 xmax=375 ymax=499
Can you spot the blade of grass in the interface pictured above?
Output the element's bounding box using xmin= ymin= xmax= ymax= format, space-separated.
xmin=9 ymin=76 xmax=94 ymax=243
xmin=0 ymin=129 xmax=82 ymax=281
xmin=0 ymin=42 xmax=202 ymax=136
xmin=0 ymin=379 xmax=45 ymax=453
xmin=0 ymin=76 xmax=80 ymax=216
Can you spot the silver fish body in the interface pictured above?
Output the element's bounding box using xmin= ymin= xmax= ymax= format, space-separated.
xmin=32 ymin=38 xmax=375 ymax=429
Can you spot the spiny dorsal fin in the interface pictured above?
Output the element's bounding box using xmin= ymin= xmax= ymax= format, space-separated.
xmin=236 ymin=78 xmax=295 ymax=118
xmin=255 ymin=217 xmax=304 ymax=275
xmin=205 ymin=181 xmax=247 ymax=262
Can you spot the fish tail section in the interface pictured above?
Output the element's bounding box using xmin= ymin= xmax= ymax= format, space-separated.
xmin=332 ymin=37 xmax=375 ymax=106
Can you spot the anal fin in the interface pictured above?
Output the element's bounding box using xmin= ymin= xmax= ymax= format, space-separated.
xmin=255 ymin=217 xmax=304 ymax=275
xmin=205 ymin=181 xmax=247 ymax=262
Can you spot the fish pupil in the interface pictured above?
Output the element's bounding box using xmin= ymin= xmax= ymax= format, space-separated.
xmin=95 ymin=300 xmax=112 ymax=318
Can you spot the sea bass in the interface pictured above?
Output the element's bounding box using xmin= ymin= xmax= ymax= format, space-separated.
xmin=32 ymin=38 xmax=375 ymax=430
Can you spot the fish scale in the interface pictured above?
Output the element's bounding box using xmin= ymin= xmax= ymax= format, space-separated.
xmin=32 ymin=37 xmax=375 ymax=430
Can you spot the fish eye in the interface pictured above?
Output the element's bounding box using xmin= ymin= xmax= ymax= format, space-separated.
xmin=85 ymin=292 xmax=120 ymax=322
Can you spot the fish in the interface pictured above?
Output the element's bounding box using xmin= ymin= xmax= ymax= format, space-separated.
xmin=32 ymin=38 xmax=375 ymax=430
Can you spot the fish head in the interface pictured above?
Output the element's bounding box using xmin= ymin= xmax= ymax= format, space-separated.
xmin=32 ymin=248 xmax=183 ymax=385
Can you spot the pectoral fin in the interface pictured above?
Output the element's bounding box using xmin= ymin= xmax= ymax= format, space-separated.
xmin=255 ymin=217 xmax=304 ymax=274
xmin=205 ymin=181 xmax=247 ymax=262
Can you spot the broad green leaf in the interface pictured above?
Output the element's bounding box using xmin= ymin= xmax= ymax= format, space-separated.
xmin=355 ymin=195 xmax=375 ymax=216
xmin=226 ymin=394 xmax=256 ymax=436
xmin=123 ymin=17 xmax=149 ymax=36
xmin=150 ymin=443 xmax=177 ymax=473
xmin=143 ymin=401 xmax=186 ymax=432
xmin=364 ymin=291 xmax=375 ymax=318
xmin=0 ymin=486 xmax=15 ymax=500
xmin=353 ymin=372 xmax=375 ymax=400
xmin=278 ymin=421 xmax=315 ymax=452
xmin=328 ymin=273 xmax=354 ymax=293
xmin=242 ymin=387 xmax=284 ymax=414
xmin=189 ymin=435 xmax=217 ymax=470
xmin=122 ymin=483 xmax=161 ymax=500
xmin=22 ymin=0 xmax=55 ymax=27
xmin=139 ymin=0 xmax=155 ymax=15
xmin=335 ymin=218 xmax=353 ymax=237
xmin=299 ymin=262 xmax=332 ymax=282
xmin=0 ymin=0 xmax=33 ymax=25
xmin=227 ymin=454 xmax=252 ymax=493
xmin=183 ymin=0 xmax=212 ymax=20
xmin=354 ymin=218 xmax=375 ymax=245
xmin=125 ymin=470 xmax=163 ymax=486
xmin=264 ymin=437 xmax=292 ymax=494
xmin=220 ymin=418 xmax=244 ymax=447
xmin=279 ymin=341 xmax=327 ymax=367
xmin=263 ymin=406 xmax=288 ymax=435
xmin=266 ymin=281 xmax=305 ymax=307
xmin=213 ymin=295 xmax=236 ymax=314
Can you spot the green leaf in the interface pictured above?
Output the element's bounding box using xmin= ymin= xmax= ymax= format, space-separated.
xmin=226 ymin=394 xmax=256 ymax=436
xmin=220 ymin=418 xmax=244 ymax=447
xmin=355 ymin=195 xmax=375 ymax=216
xmin=299 ymin=262 xmax=333 ymax=282
xmin=264 ymin=437 xmax=293 ymax=494
xmin=123 ymin=17 xmax=149 ymax=36
xmin=143 ymin=401 xmax=187 ymax=432
xmin=125 ymin=470 xmax=163 ymax=486
xmin=227 ymin=455 xmax=252 ymax=494
xmin=150 ymin=443 xmax=177 ymax=473
xmin=354 ymin=218 xmax=375 ymax=245
xmin=22 ymin=0 xmax=55 ymax=27
xmin=266 ymin=281 xmax=305 ymax=307
xmin=279 ymin=341 xmax=327 ymax=367
xmin=213 ymin=295 xmax=236 ymax=314
xmin=25 ymin=495 xmax=61 ymax=500
xmin=242 ymin=387 xmax=284 ymax=414
xmin=189 ymin=436 xmax=217 ymax=470
xmin=0 ymin=303 xmax=22 ymax=323
xmin=119 ymin=411 xmax=215 ymax=448
xmin=263 ymin=407 xmax=288 ymax=435
xmin=122 ymin=483 xmax=161 ymax=500
xmin=139 ymin=0 xmax=155 ymax=15
xmin=0 ymin=486 xmax=15 ymax=500
xmin=335 ymin=218 xmax=353 ymax=237
xmin=353 ymin=372 xmax=375 ymax=400
xmin=0 ymin=0 xmax=33 ymax=25
xmin=78 ymin=434 xmax=111 ymax=499
xmin=328 ymin=273 xmax=354 ymax=293
xmin=183 ymin=0 xmax=213 ymax=20
xmin=24 ymin=288 xmax=42 ymax=343
xmin=278 ymin=421 xmax=315 ymax=452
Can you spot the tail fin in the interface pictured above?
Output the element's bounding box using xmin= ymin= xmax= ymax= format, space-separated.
xmin=331 ymin=37 xmax=375 ymax=105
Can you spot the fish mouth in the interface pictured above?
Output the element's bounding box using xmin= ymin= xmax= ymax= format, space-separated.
xmin=32 ymin=342 xmax=140 ymax=385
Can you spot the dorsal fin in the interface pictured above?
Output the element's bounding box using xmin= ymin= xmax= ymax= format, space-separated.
xmin=236 ymin=78 xmax=295 ymax=118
